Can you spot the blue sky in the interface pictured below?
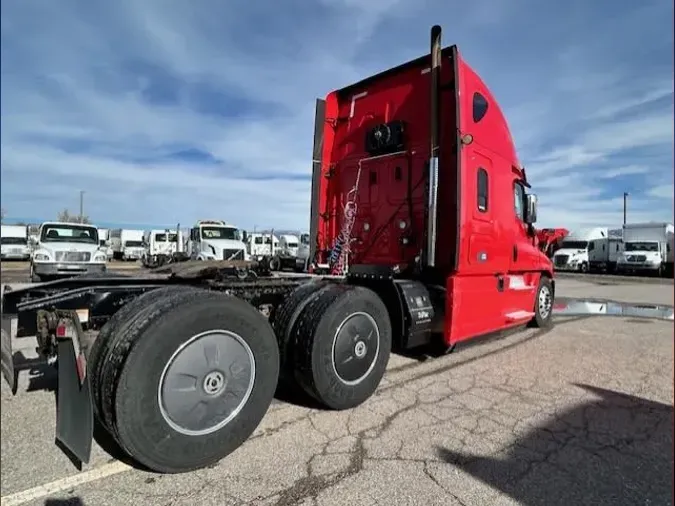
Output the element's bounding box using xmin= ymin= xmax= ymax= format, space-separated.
xmin=1 ymin=0 xmax=673 ymax=231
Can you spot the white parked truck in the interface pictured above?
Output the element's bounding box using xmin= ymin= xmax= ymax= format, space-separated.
xmin=187 ymin=220 xmax=248 ymax=261
xmin=246 ymin=233 xmax=279 ymax=260
xmin=29 ymin=222 xmax=108 ymax=281
xmin=144 ymin=229 xmax=184 ymax=257
xmin=552 ymin=227 xmax=621 ymax=273
xmin=97 ymin=228 xmax=114 ymax=261
xmin=109 ymin=229 xmax=145 ymax=261
xmin=296 ymin=233 xmax=311 ymax=272
xmin=0 ymin=225 xmax=31 ymax=261
xmin=616 ymin=222 xmax=674 ymax=277
xmin=269 ymin=234 xmax=306 ymax=272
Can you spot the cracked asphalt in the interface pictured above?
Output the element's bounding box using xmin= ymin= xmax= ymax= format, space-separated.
xmin=1 ymin=277 xmax=673 ymax=506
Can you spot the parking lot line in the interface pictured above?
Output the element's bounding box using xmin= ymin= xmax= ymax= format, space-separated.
xmin=0 ymin=460 xmax=131 ymax=506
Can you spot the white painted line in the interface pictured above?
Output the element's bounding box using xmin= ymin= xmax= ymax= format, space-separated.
xmin=0 ymin=461 xmax=131 ymax=506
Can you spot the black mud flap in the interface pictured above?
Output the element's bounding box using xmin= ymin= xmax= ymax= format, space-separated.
xmin=56 ymin=339 xmax=94 ymax=468
xmin=1 ymin=314 xmax=17 ymax=395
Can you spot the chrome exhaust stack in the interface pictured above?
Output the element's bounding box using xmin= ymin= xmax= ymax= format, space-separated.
xmin=426 ymin=25 xmax=442 ymax=268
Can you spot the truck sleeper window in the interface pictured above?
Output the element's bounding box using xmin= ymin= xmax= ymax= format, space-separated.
xmin=477 ymin=168 xmax=488 ymax=212
xmin=472 ymin=92 xmax=489 ymax=123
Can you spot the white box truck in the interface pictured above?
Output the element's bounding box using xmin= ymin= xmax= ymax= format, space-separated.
xmin=616 ymin=222 xmax=674 ymax=277
xmin=29 ymin=222 xmax=108 ymax=281
xmin=552 ymin=227 xmax=619 ymax=273
xmin=0 ymin=225 xmax=31 ymax=261
xmin=109 ymin=229 xmax=145 ymax=261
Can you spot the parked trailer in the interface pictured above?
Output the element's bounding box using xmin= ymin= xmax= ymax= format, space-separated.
xmin=0 ymin=26 xmax=554 ymax=475
xmin=616 ymin=222 xmax=674 ymax=277
xmin=0 ymin=224 xmax=31 ymax=261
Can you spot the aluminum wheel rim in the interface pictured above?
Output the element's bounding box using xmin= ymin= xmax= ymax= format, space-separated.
xmin=538 ymin=285 xmax=552 ymax=320
xmin=158 ymin=329 xmax=255 ymax=436
xmin=331 ymin=312 xmax=380 ymax=386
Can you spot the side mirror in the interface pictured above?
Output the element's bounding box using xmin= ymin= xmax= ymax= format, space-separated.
xmin=242 ymin=230 xmax=248 ymax=243
xmin=525 ymin=194 xmax=538 ymax=224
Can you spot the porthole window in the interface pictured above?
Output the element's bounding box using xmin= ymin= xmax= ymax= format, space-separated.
xmin=472 ymin=92 xmax=489 ymax=123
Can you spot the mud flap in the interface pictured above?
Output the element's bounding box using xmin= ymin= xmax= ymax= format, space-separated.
xmin=1 ymin=315 xmax=17 ymax=395
xmin=56 ymin=338 xmax=94 ymax=467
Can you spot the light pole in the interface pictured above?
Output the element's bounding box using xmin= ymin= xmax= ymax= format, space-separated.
xmin=79 ymin=190 xmax=86 ymax=223
xmin=623 ymin=192 xmax=629 ymax=226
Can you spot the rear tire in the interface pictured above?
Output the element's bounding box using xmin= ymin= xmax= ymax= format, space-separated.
xmin=292 ymin=284 xmax=392 ymax=410
xmin=88 ymin=286 xmax=201 ymax=427
xmin=98 ymin=289 xmax=279 ymax=473
xmin=270 ymin=280 xmax=329 ymax=386
xmin=529 ymin=276 xmax=553 ymax=329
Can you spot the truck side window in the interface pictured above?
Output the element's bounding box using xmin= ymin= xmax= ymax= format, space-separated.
xmin=472 ymin=92 xmax=489 ymax=123
xmin=588 ymin=242 xmax=595 ymax=251
xmin=477 ymin=168 xmax=488 ymax=212
xmin=514 ymin=182 xmax=525 ymax=221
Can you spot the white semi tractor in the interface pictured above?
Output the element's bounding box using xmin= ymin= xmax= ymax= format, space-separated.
xmin=269 ymin=234 xmax=308 ymax=272
xmin=144 ymin=229 xmax=184 ymax=258
xmin=0 ymin=225 xmax=31 ymax=261
xmin=616 ymin=222 xmax=674 ymax=277
xmin=109 ymin=229 xmax=145 ymax=261
xmin=29 ymin=221 xmax=108 ymax=281
xmin=552 ymin=227 xmax=623 ymax=273
xmin=246 ymin=233 xmax=279 ymax=260
xmin=97 ymin=228 xmax=114 ymax=261
xmin=186 ymin=220 xmax=248 ymax=261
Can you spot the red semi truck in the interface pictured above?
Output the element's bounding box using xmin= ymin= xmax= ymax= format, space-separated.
xmin=0 ymin=25 xmax=554 ymax=474
xmin=536 ymin=228 xmax=569 ymax=258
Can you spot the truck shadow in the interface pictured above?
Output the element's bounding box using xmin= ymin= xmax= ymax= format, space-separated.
xmin=11 ymin=350 xmax=56 ymax=393
xmin=436 ymin=384 xmax=674 ymax=506
xmin=44 ymin=498 xmax=85 ymax=505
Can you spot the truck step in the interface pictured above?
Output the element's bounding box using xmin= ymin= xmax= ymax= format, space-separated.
xmin=504 ymin=310 xmax=535 ymax=321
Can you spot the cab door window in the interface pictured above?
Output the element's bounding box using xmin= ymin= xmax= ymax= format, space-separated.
xmin=514 ymin=182 xmax=525 ymax=221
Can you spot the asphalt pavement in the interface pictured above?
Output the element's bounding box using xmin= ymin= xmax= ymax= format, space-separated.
xmin=0 ymin=277 xmax=673 ymax=506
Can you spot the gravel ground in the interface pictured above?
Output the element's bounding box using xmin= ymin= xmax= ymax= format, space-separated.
xmin=0 ymin=277 xmax=673 ymax=506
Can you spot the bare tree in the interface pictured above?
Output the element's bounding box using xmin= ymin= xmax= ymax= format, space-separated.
xmin=57 ymin=209 xmax=91 ymax=224
xmin=0 ymin=208 xmax=5 ymax=224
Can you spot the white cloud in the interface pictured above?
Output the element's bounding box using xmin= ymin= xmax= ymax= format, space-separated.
xmin=598 ymin=165 xmax=650 ymax=179
xmin=648 ymin=185 xmax=674 ymax=200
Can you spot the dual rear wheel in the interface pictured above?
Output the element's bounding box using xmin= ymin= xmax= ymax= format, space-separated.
xmin=88 ymin=282 xmax=392 ymax=473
